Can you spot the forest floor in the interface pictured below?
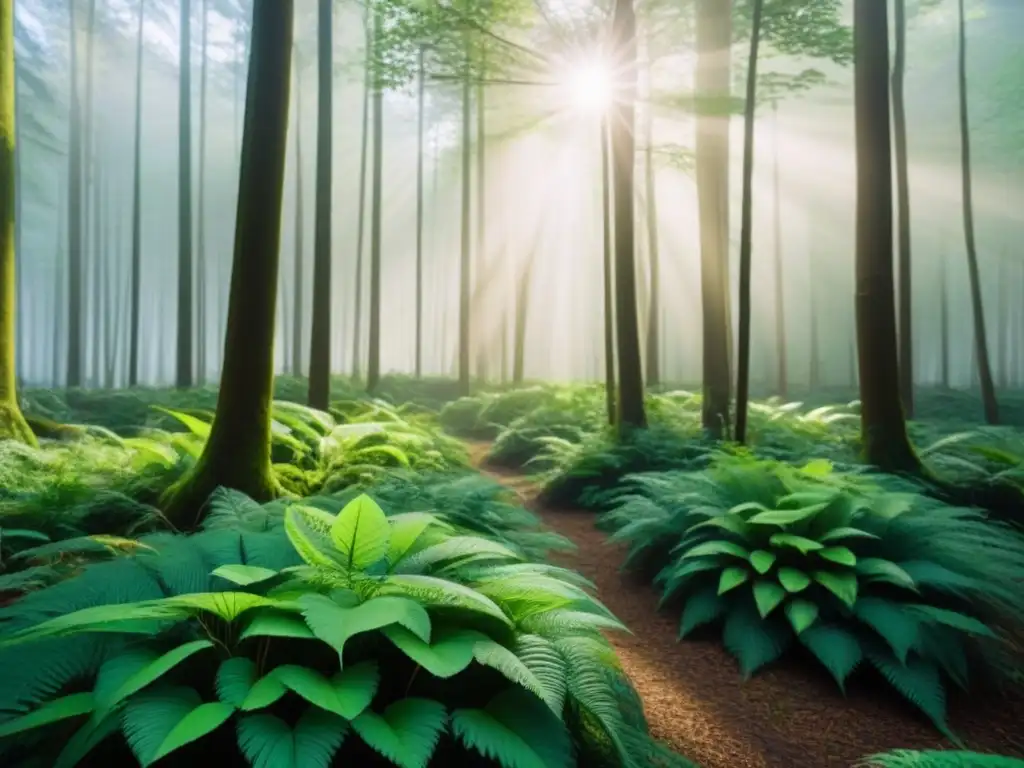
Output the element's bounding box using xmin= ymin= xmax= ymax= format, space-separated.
xmin=464 ymin=441 xmax=1024 ymax=768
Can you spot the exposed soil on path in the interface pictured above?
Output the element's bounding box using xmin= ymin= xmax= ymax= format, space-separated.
xmin=464 ymin=441 xmax=1024 ymax=768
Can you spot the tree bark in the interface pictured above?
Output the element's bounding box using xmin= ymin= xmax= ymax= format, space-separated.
xmin=65 ymin=0 xmax=85 ymax=387
xmin=196 ymin=0 xmax=209 ymax=385
xmin=351 ymin=13 xmax=371 ymax=379
xmin=610 ymin=0 xmax=646 ymax=434
xmin=128 ymin=0 xmax=145 ymax=386
xmin=939 ymin=247 xmax=949 ymax=388
xmin=415 ymin=44 xmax=425 ymax=378
xmin=366 ymin=6 xmax=385 ymax=393
xmin=308 ymin=0 xmax=333 ymax=407
xmin=852 ymin=0 xmax=919 ymax=473
xmin=176 ymin=0 xmax=193 ymax=388
xmin=695 ymin=0 xmax=732 ymax=438
xmin=734 ymin=0 xmax=764 ymax=446
xmin=771 ymin=102 xmax=787 ymax=397
xmin=291 ymin=63 xmax=303 ymax=376
xmin=892 ymin=0 xmax=914 ymax=417
xmin=457 ymin=43 xmax=472 ymax=397
xmin=601 ymin=116 xmax=615 ymax=425
xmin=0 ymin=0 xmax=35 ymax=444
xmin=161 ymin=0 xmax=293 ymax=528
xmin=642 ymin=42 xmax=660 ymax=389
xmin=956 ymin=0 xmax=998 ymax=424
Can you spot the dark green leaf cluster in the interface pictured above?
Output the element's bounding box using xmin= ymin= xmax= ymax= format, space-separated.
xmin=599 ymin=454 xmax=1024 ymax=738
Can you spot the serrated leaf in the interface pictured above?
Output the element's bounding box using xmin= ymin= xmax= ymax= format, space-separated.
xmin=284 ymin=505 xmax=342 ymax=570
xmin=331 ymin=494 xmax=391 ymax=571
xmin=856 ymin=558 xmax=918 ymax=592
xmin=216 ymin=658 xmax=259 ymax=708
xmin=717 ymin=566 xmax=750 ymax=595
xmin=679 ymin=587 xmax=725 ymax=637
xmin=784 ymin=599 xmax=818 ymax=634
xmin=236 ymin=708 xmax=348 ymax=768
xmin=149 ymin=701 xmax=235 ymax=764
xmin=749 ymin=550 xmax=776 ymax=574
xmin=350 ymin=698 xmax=447 ymax=768
xmin=753 ymin=581 xmax=787 ymax=618
xmin=777 ymin=567 xmax=811 ymax=593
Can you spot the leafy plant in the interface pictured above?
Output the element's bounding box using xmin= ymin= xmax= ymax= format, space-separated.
xmin=857 ymin=750 xmax=1024 ymax=767
xmin=0 ymin=494 xmax=682 ymax=767
xmin=601 ymin=454 xmax=1024 ymax=738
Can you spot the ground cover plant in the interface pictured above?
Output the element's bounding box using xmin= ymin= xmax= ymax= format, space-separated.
xmin=597 ymin=453 xmax=1024 ymax=739
xmin=858 ymin=750 xmax=1024 ymax=767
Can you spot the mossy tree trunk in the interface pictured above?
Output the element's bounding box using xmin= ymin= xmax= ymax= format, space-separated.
xmin=852 ymin=0 xmax=919 ymax=473
xmin=0 ymin=0 xmax=35 ymax=445
xmin=610 ymin=0 xmax=646 ymax=435
xmin=695 ymin=0 xmax=732 ymax=438
xmin=161 ymin=0 xmax=293 ymax=528
xmin=308 ymin=0 xmax=333 ymax=408
xmin=734 ymin=0 xmax=764 ymax=446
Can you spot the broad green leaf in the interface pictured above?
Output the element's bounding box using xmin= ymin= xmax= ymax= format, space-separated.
xmin=98 ymin=640 xmax=214 ymax=716
xmin=682 ymin=540 xmax=749 ymax=560
xmin=149 ymin=702 xmax=235 ymax=764
xmin=379 ymin=574 xmax=512 ymax=626
xmin=216 ymin=658 xmax=260 ymax=708
xmin=382 ymin=626 xmax=485 ymax=678
xmin=818 ymin=546 xmax=857 ymax=568
xmin=52 ymin=709 xmax=122 ymax=768
xmin=750 ymin=550 xmax=776 ymax=574
xmin=727 ymin=501 xmax=772 ymax=517
xmin=331 ymin=494 xmax=391 ymax=571
xmin=0 ymin=692 xmax=93 ymax=738
xmin=240 ymin=611 xmax=316 ymax=641
xmin=856 ymin=558 xmax=918 ymax=592
xmin=350 ymin=698 xmax=447 ymax=768
xmin=717 ymin=566 xmax=750 ymax=595
xmin=748 ymin=503 xmax=828 ymax=527
xmin=212 ymin=564 xmax=280 ymax=586
xmin=386 ymin=512 xmax=448 ymax=565
xmin=285 ymin=504 xmax=342 ymax=570
xmin=869 ymin=493 xmax=917 ymax=519
xmin=800 ymin=459 xmax=834 ymax=476
xmin=0 ymin=601 xmax=181 ymax=648
xmin=301 ymin=594 xmax=432 ymax=659
xmin=784 ymin=599 xmax=819 ymax=634
xmin=161 ymin=593 xmax=276 ymax=622
xmin=818 ymin=526 xmax=878 ymax=543
xmin=241 ymin=673 xmax=290 ymax=711
xmin=753 ymin=581 xmax=787 ymax=618
xmin=274 ymin=662 xmax=380 ymax=719
xmin=814 ymin=570 xmax=858 ymax=608
xmin=769 ymin=533 xmax=823 ymax=554
xmin=236 ymin=708 xmax=348 ymax=768
xmin=777 ymin=567 xmax=811 ymax=593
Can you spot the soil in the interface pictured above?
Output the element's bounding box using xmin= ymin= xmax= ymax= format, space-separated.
xmin=465 ymin=441 xmax=1024 ymax=768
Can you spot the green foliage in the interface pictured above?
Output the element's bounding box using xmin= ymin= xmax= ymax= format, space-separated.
xmin=600 ymin=454 xmax=1024 ymax=737
xmin=0 ymin=491 xmax=672 ymax=767
xmin=858 ymin=750 xmax=1024 ymax=767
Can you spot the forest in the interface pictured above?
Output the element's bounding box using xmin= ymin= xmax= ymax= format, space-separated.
xmin=0 ymin=0 xmax=1022 ymax=766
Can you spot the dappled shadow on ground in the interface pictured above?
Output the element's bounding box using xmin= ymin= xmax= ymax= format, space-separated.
xmin=466 ymin=441 xmax=1024 ymax=768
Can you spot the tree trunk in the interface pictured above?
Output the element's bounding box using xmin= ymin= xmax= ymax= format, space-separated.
xmin=601 ymin=116 xmax=616 ymax=425
xmin=128 ymin=0 xmax=145 ymax=387
xmin=351 ymin=14 xmax=371 ymax=379
xmin=939 ymin=247 xmax=949 ymax=388
xmin=176 ymin=0 xmax=193 ymax=388
xmin=291 ymin=63 xmax=303 ymax=376
xmin=308 ymin=0 xmax=333 ymax=407
xmin=415 ymin=44 xmax=425 ymax=378
xmin=457 ymin=44 xmax=472 ymax=397
xmin=0 ymin=0 xmax=34 ymax=444
xmin=196 ymin=0 xmax=208 ymax=385
xmin=474 ymin=65 xmax=488 ymax=381
xmin=512 ymin=233 xmax=542 ymax=385
xmin=892 ymin=0 xmax=914 ymax=417
xmin=771 ymin=102 xmax=787 ymax=397
xmin=956 ymin=0 xmax=998 ymax=423
xmin=610 ymin=0 xmax=646 ymax=434
xmin=734 ymin=0 xmax=764 ymax=446
xmin=65 ymin=0 xmax=84 ymax=387
xmin=365 ymin=6 xmax=384 ymax=394
xmin=852 ymin=0 xmax=919 ymax=473
xmin=642 ymin=46 xmax=660 ymax=389
xmin=53 ymin=178 xmax=65 ymax=385
xmin=695 ymin=0 xmax=732 ymax=438
xmin=90 ymin=149 xmax=103 ymax=385
xmin=997 ymin=256 xmax=1007 ymax=388
xmin=161 ymin=0 xmax=293 ymax=527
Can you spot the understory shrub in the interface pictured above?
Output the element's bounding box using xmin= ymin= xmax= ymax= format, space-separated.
xmin=600 ymin=454 xmax=1024 ymax=738
xmin=858 ymin=750 xmax=1024 ymax=767
xmin=0 ymin=494 xmax=689 ymax=767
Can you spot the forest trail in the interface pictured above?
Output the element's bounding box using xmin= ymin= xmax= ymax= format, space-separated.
xmin=464 ymin=441 xmax=1023 ymax=768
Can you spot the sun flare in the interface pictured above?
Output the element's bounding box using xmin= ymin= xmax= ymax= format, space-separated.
xmin=564 ymin=59 xmax=613 ymax=113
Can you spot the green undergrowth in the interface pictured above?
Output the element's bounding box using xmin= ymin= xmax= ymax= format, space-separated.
xmin=599 ymin=453 xmax=1024 ymax=740
xmin=0 ymin=492 xmax=690 ymax=768
xmin=858 ymin=749 xmax=1024 ymax=767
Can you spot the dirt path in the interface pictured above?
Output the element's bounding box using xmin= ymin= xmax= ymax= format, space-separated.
xmin=465 ymin=442 xmax=1024 ymax=768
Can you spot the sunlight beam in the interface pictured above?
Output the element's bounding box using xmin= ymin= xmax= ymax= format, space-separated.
xmin=564 ymin=58 xmax=613 ymax=114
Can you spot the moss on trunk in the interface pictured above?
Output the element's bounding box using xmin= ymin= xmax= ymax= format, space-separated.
xmin=161 ymin=0 xmax=293 ymax=529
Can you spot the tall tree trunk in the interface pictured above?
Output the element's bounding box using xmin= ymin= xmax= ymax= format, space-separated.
xmin=474 ymin=63 xmax=487 ymax=381
xmin=90 ymin=149 xmax=103 ymax=385
xmin=642 ymin=43 xmax=660 ymax=388
xmin=0 ymin=0 xmax=34 ymax=443
xmin=351 ymin=13 xmax=371 ymax=379
xmin=512 ymin=232 xmax=542 ymax=385
xmin=196 ymin=0 xmax=208 ymax=384
xmin=997 ymin=255 xmax=1007 ymax=388
xmin=771 ymin=101 xmax=786 ymax=397
xmin=893 ymin=0 xmax=914 ymax=417
xmin=65 ymin=0 xmax=84 ymax=387
xmin=414 ymin=44 xmax=425 ymax=378
xmin=601 ymin=116 xmax=615 ymax=425
xmin=308 ymin=0 xmax=333 ymax=407
xmin=939 ymin=247 xmax=949 ymax=388
xmin=852 ymin=0 xmax=919 ymax=472
xmin=291 ymin=64 xmax=303 ymax=375
xmin=734 ymin=0 xmax=764 ymax=446
xmin=176 ymin=0 xmax=193 ymax=388
xmin=695 ymin=0 xmax=732 ymax=438
xmin=128 ymin=0 xmax=145 ymax=386
xmin=957 ymin=0 xmax=998 ymax=424
xmin=457 ymin=43 xmax=472 ymax=397
xmin=365 ymin=5 xmax=384 ymax=393
xmin=83 ymin=0 xmax=97 ymax=387
xmin=162 ymin=0 xmax=293 ymax=526
xmin=53 ymin=178 xmax=65 ymax=385
xmin=610 ymin=0 xmax=646 ymax=434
